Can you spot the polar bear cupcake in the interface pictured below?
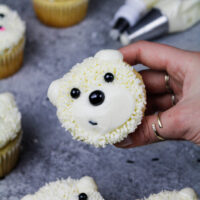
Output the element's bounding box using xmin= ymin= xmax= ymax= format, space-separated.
xmin=48 ymin=50 xmax=146 ymax=147
xmin=0 ymin=5 xmax=25 ymax=79
xmin=0 ymin=92 xmax=22 ymax=177
xmin=22 ymin=176 xmax=105 ymax=200
xmin=138 ymin=188 xmax=198 ymax=200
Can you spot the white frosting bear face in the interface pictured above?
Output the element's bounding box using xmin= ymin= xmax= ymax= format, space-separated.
xmin=138 ymin=188 xmax=198 ymax=200
xmin=48 ymin=50 xmax=146 ymax=147
xmin=22 ymin=176 xmax=105 ymax=200
xmin=0 ymin=5 xmax=25 ymax=53
xmin=0 ymin=92 xmax=21 ymax=148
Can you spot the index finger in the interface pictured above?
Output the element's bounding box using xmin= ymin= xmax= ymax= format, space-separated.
xmin=120 ymin=41 xmax=193 ymax=76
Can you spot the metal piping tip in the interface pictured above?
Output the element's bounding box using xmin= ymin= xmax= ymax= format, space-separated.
xmin=120 ymin=32 xmax=130 ymax=46
xmin=120 ymin=8 xmax=169 ymax=45
xmin=110 ymin=29 xmax=120 ymax=40
xmin=110 ymin=18 xmax=130 ymax=40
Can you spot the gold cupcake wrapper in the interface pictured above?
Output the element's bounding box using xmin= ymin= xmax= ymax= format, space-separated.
xmin=0 ymin=130 xmax=22 ymax=178
xmin=0 ymin=37 xmax=25 ymax=79
xmin=33 ymin=0 xmax=89 ymax=27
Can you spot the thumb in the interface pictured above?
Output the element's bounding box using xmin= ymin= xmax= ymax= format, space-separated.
xmin=115 ymin=106 xmax=184 ymax=148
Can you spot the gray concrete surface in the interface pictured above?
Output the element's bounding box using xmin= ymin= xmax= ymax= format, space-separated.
xmin=0 ymin=0 xmax=200 ymax=199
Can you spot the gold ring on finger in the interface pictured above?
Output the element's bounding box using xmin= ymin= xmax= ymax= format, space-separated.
xmin=165 ymin=74 xmax=172 ymax=93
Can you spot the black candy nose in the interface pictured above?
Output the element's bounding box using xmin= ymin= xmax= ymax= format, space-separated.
xmin=89 ymin=90 xmax=105 ymax=106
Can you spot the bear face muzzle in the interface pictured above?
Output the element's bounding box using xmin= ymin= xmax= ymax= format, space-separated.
xmin=71 ymin=85 xmax=135 ymax=135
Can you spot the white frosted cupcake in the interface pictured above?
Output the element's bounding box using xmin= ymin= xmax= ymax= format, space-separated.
xmin=48 ymin=50 xmax=146 ymax=147
xmin=0 ymin=92 xmax=22 ymax=177
xmin=137 ymin=188 xmax=198 ymax=200
xmin=22 ymin=176 xmax=105 ymax=200
xmin=0 ymin=5 xmax=26 ymax=79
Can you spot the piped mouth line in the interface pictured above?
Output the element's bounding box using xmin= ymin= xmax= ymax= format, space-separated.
xmin=89 ymin=120 xmax=98 ymax=126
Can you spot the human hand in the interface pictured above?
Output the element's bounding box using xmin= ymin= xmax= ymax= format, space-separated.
xmin=115 ymin=41 xmax=200 ymax=148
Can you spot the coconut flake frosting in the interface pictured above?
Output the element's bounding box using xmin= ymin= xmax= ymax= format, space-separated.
xmin=0 ymin=5 xmax=25 ymax=53
xmin=22 ymin=176 xmax=105 ymax=200
xmin=0 ymin=93 xmax=21 ymax=148
xmin=48 ymin=50 xmax=146 ymax=147
xmin=138 ymin=188 xmax=198 ymax=200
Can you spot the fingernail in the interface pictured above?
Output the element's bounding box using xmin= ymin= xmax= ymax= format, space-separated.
xmin=115 ymin=134 xmax=133 ymax=148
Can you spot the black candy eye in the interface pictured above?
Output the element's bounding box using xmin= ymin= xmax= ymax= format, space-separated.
xmin=104 ymin=72 xmax=114 ymax=82
xmin=0 ymin=13 xmax=5 ymax=18
xmin=79 ymin=193 xmax=88 ymax=200
xmin=70 ymin=88 xmax=81 ymax=99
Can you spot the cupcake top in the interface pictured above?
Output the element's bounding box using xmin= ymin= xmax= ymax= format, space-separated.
xmin=0 ymin=93 xmax=21 ymax=148
xmin=22 ymin=176 xmax=105 ymax=200
xmin=48 ymin=49 xmax=146 ymax=147
xmin=138 ymin=188 xmax=198 ymax=200
xmin=0 ymin=4 xmax=25 ymax=54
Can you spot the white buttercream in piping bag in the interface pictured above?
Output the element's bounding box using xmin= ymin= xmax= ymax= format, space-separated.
xmin=114 ymin=0 xmax=160 ymax=26
xmin=0 ymin=93 xmax=21 ymax=148
xmin=0 ymin=5 xmax=25 ymax=53
xmin=155 ymin=0 xmax=200 ymax=32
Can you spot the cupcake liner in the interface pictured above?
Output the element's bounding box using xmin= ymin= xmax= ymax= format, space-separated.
xmin=0 ymin=130 xmax=22 ymax=178
xmin=0 ymin=37 xmax=25 ymax=79
xmin=33 ymin=0 xmax=89 ymax=27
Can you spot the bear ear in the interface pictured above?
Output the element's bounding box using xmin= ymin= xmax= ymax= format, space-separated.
xmin=94 ymin=49 xmax=123 ymax=62
xmin=47 ymin=79 xmax=62 ymax=106
xmin=179 ymin=188 xmax=197 ymax=199
xmin=77 ymin=176 xmax=98 ymax=192
xmin=0 ymin=92 xmax=14 ymax=103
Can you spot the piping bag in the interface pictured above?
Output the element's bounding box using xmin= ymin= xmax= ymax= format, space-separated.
xmin=120 ymin=0 xmax=200 ymax=45
xmin=110 ymin=0 xmax=159 ymax=40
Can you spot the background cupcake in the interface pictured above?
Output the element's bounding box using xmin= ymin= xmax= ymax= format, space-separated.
xmin=0 ymin=93 xmax=22 ymax=178
xmin=0 ymin=5 xmax=25 ymax=79
xmin=32 ymin=0 xmax=89 ymax=27
xmin=22 ymin=176 xmax=105 ymax=200
xmin=138 ymin=188 xmax=198 ymax=200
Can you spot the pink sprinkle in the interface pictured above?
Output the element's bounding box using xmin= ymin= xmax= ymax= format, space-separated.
xmin=0 ymin=27 xmax=5 ymax=31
